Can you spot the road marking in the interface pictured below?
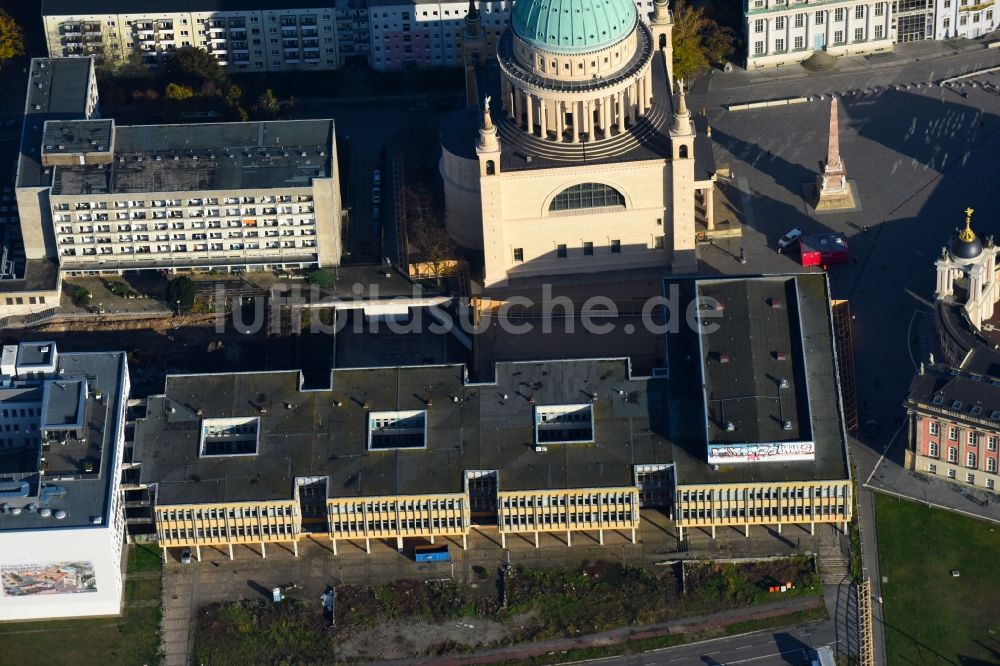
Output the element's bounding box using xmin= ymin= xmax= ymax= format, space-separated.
xmin=907 ymin=310 xmax=918 ymax=370
xmin=865 ymin=422 xmax=903 ymax=486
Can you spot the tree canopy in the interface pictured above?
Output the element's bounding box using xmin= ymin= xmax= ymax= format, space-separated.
xmin=672 ymin=0 xmax=735 ymax=82
xmin=167 ymin=276 xmax=196 ymax=312
xmin=161 ymin=47 xmax=226 ymax=90
xmin=0 ymin=10 xmax=25 ymax=65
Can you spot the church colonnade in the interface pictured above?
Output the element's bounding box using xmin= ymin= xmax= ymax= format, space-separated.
xmin=500 ymin=65 xmax=654 ymax=143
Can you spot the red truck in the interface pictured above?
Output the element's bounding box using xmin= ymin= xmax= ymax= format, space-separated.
xmin=799 ymin=232 xmax=849 ymax=267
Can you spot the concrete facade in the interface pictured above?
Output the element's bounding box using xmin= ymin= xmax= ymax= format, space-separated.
xmin=42 ymin=3 xmax=339 ymax=72
xmin=744 ymin=0 xmax=895 ymax=69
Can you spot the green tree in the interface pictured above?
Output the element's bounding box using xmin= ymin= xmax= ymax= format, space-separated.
xmin=672 ymin=0 xmax=735 ymax=82
xmin=306 ymin=268 xmax=336 ymax=288
xmin=254 ymin=88 xmax=280 ymax=119
xmin=0 ymin=9 xmax=25 ymax=67
xmin=161 ymin=46 xmax=225 ymax=90
xmin=165 ymin=82 xmax=195 ymax=100
xmin=72 ymin=287 xmax=92 ymax=308
xmin=166 ymin=276 xmax=196 ymax=313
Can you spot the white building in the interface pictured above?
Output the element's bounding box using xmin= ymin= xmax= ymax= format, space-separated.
xmin=933 ymin=0 xmax=998 ymax=40
xmin=744 ymin=0 xmax=894 ymax=69
xmin=15 ymin=58 xmax=342 ymax=277
xmin=41 ymin=0 xmax=339 ymax=72
xmin=0 ymin=342 xmax=130 ymax=621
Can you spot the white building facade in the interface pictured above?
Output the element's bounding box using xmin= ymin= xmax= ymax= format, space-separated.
xmin=933 ymin=0 xmax=998 ymax=39
xmin=744 ymin=0 xmax=895 ymax=69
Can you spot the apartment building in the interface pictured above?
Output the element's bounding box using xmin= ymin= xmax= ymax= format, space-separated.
xmin=0 ymin=342 xmax=131 ymax=620
xmin=45 ymin=118 xmax=341 ymax=275
xmin=368 ymin=0 xmax=661 ymax=71
xmin=125 ymin=274 xmax=851 ymax=559
xmin=744 ymin=0 xmax=895 ymax=69
xmin=41 ymin=0 xmax=339 ymax=72
xmin=904 ymin=364 xmax=1000 ymax=492
xmin=334 ymin=0 xmax=373 ymax=66
xmin=14 ymin=58 xmax=342 ymax=276
xmin=933 ymin=0 xmax=998 ymax=39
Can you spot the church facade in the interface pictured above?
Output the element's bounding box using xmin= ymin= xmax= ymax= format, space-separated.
xmin=440 ymin=0 xmax=715 ymax=288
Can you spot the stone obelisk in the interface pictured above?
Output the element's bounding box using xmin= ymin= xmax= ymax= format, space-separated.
xmin=814 ymin=97 xmax=856 ymax=210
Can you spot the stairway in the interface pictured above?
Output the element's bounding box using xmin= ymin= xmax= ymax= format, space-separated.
xmin=801 ymin=50 xmax=839 ymax=72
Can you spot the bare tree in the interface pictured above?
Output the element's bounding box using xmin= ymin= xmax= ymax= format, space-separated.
xmin=405 ymin=184 xmax=456 ymax=285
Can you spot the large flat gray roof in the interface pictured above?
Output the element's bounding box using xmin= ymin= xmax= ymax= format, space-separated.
xmin=698 ymin=277 xmax=812 ymax=444
xmin=665 ymin=274 xmax=850 ymax=486
xmin=50 ymin=120 xmax=335 ymax=196
xmin=16 ymin=58 xmax=95 ymax=191
xmin=133 ymin=358 xmax=674 ymax=506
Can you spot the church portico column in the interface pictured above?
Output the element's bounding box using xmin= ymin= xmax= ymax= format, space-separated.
xmin=616 ymin=91 xmax=625 ymax=132
xmin=585 ymin=100 xmax=593 ymax=141
xmin=513 ymin=87 xmax=522 ymax=125
xmin=645 ymin=67 xmax=653 ymax=107
xmin=628 ymin=85 xmax=636 ymax=124
xmin=539 ymin=98 xmax=548 ymax=139
xmin=598 ymin=97 xmax=607 ymax=135
xmin=525 ymin=90 xmax=534 ymax=134
xmin=571 ymin=101 xmax=580 ymax=143
xmin=556 ymin=100 xmax=565 ymax=141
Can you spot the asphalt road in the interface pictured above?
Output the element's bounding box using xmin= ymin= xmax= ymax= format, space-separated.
xmin=575 ymin=620 xmax=836 ymax=666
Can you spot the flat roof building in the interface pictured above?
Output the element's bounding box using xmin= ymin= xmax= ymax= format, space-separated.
xmin=0 ymin=342 xmax=130 ymax=621
xmin=14 ymin=58 xmax=342 ymax=277
xmin=128 ymin=273 xmax=852 ymax=558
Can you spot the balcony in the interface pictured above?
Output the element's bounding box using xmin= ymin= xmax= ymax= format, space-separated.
xmin=61 ymin=24 xmax=81 ymax=35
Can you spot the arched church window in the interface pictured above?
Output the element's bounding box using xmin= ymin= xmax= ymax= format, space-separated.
xmin=679 ymin=145 xmax=689 ymax=159
xmin=486 ymin=160 xmax=496 ymax=175
xmin=549 ymin=183 xmax=625 ymax=212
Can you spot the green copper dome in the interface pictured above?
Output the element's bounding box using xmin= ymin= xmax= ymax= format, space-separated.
xmin=511 ymin=0 xmax=637 ymax=54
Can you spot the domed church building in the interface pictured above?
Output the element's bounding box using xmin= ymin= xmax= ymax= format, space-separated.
xmin=440 ymin=0 xmax=717 ymax=287
xmin=934 ymin=208 xmax=1000 ymax=330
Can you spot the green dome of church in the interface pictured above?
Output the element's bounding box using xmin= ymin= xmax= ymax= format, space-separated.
xmin=511 ymin=0 xmax=637 ymax=54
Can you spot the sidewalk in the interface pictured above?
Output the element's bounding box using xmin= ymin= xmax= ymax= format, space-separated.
xmin=370 ymin=595 xmax=826 ymax=666
xmin=704 ymin=38 xmax=993 ymax=93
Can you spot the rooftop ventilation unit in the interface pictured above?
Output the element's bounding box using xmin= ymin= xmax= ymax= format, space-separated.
xmin=782 ymin=420 xmax=793 ymax=430
xmin=725 ymin=422 xmax=735 ymax=432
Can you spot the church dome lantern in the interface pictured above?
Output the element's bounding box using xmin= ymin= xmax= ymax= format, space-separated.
xmin=950 ymin=207 xmax=984 ymax=261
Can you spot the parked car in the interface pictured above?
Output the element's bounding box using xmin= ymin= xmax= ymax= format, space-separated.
xmin=372 ymin=169 xmax=382 ymax=185
xmin=371 ymin=187 xmax=382 ymax=204
xmin=180 ymin=548 xmax=192 ymax=564
xmin=777 ymin=228 xmax=802 ymax=250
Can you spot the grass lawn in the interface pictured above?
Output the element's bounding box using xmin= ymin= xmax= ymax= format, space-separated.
xmin=875 ymin=494 xmax=1000 ymax=665
xmin=0 ymin=545 xmax=163 ymax=666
